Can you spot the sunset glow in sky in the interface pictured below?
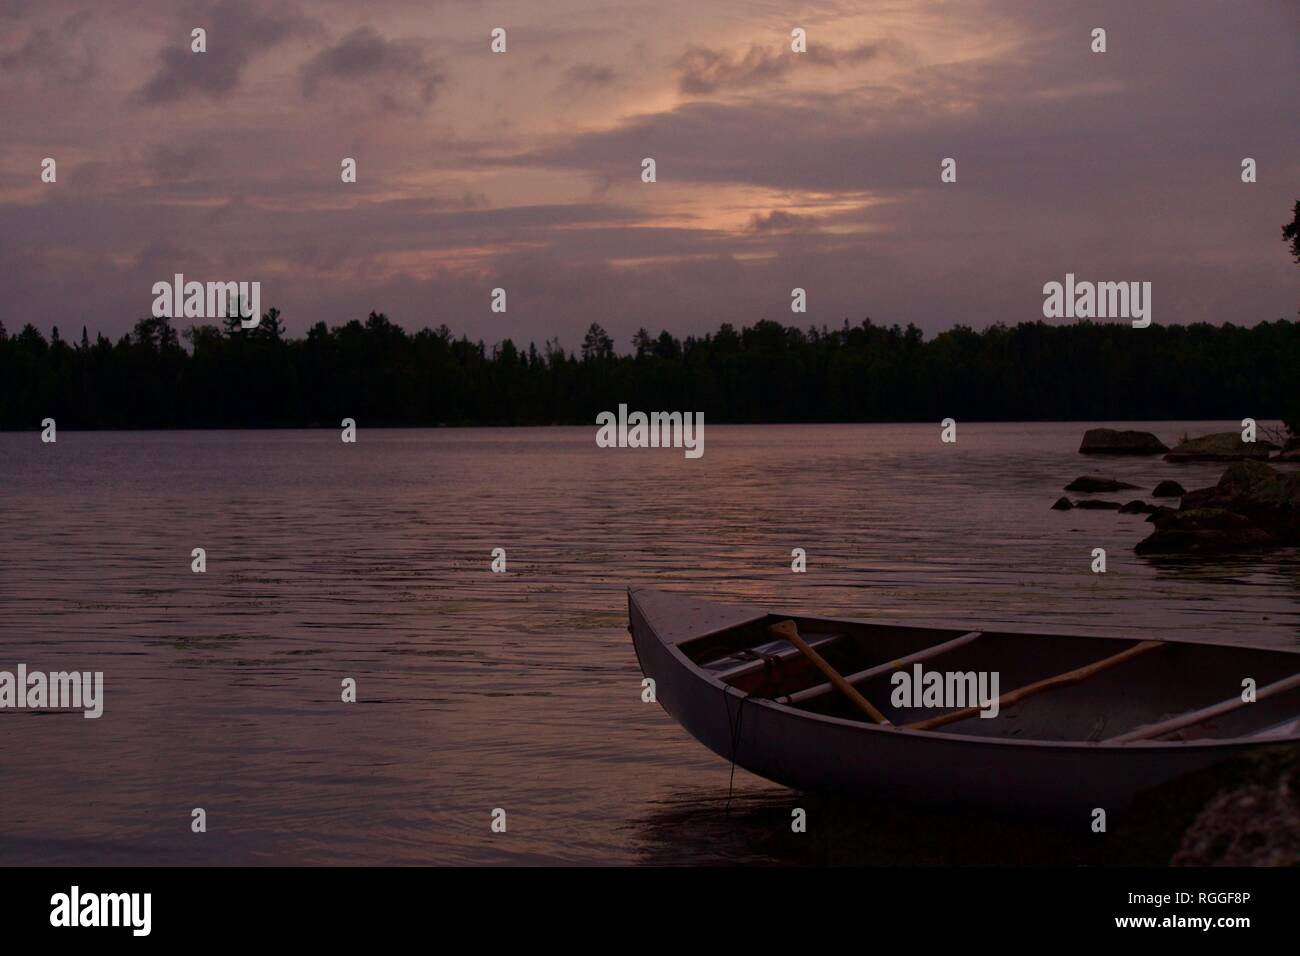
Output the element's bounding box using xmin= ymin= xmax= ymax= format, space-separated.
xmin=1 ymin=0 xmax=1296 ymax=347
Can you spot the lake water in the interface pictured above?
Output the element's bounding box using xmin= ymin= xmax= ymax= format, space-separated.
xmin=1 ymin=422 xmax=1297 ymax=865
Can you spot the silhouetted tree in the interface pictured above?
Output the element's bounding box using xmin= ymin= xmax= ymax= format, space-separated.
xmin=1283 ymin=199 xmax=1300 ymax=264
xmin=1283 ymin=201 xmax=1300 ymax=435
xmin=581 ymin=322 xmax=614 ymax=361
xmin=632 ymin=327 xmax=652 ymax=360
xmin=1 ymin=311 xmax=1296 ymax=431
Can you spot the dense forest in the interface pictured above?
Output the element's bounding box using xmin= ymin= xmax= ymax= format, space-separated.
xmin=1 ymin=311 xmax=1297 ymax=431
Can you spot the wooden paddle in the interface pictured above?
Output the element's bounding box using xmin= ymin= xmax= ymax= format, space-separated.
xmin=904 ymin=639 xmax=1165 ymax=732
xmin=1106 ymin=669 xmax=1300 ymax=744
xmin=768 ymin=620 xmax=892 ymax=726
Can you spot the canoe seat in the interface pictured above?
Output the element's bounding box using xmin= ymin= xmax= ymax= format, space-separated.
xmin=703 ymin=632 xmax=844 ymax=679
xmin=777 ymin=631 xmax=984 ymax=707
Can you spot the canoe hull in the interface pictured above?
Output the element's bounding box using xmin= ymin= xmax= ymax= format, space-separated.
xmin=629 ymin=589 xmax=1287 ymax=811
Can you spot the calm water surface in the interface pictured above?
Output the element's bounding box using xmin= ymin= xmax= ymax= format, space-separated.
xmin=2 ymin=422 xmax=1298 ymax=864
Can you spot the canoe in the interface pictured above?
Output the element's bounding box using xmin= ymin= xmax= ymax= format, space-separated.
xmin=627 ymin=587 xmax=1300 ymax=810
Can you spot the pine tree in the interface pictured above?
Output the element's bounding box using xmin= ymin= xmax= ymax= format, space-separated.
xmin=1283 ymin=199 xmax=1300 ymax=264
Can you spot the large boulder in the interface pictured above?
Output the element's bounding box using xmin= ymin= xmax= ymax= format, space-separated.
xmin=1151 ymin=479 xmax=1186 ymax=497
xmin=1215 ymin=458 xmax=1299 ymax=498
xmin=1164 ymin=432 xmax=1278 ymax=462
xmin=1065 ymin=475 xmax=1139 ymax=493
xmin=1134 ymin=508 xmax=1280 ymax=554
xmin=1079 ymin=428 xmax=1169 ymax=455
xmin=1050 ymin=497 xmax=1073 ymax=511
xmin=1227 ymin=460 xmax=1300 ymax=536
xmin=1181 ymin=460 xmax=1300 ymax=536
xmin=1135 ymin=461 xmax=1300 ymax=554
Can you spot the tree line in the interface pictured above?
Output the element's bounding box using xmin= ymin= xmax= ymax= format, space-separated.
xmin=1 ymin=310 xmax=1297 ymax=432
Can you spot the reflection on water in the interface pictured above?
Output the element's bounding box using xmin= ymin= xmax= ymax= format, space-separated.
xmin=632 ymin=781 xmax=1211 ymax=866
xmin=0 ymin=423 xmax=1296 ymax=864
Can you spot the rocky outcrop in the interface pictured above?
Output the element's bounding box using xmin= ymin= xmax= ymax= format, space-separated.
xmin=1078 ymin=428 xmax=1169 ymax=455
xmin=1182 ymin=460 xmax=1300 ymax=537
xmin=1050 ymin=497 xmax=1154 ymax=513
xmin=1172 ymin=750 xmax=1300 ymax=866
xmin=1065 ymin=476 xmax=1140 ymax=493
xmin=1151 ymin=480 xmax=1186 ymax=498
xmin=1135 ymin=508 xmax=1280 ymax=554
xmin=1164 ymin=432 xmax=1278 ymax=462
xmin=1135 ymin=461 xmax=1300 ymax=554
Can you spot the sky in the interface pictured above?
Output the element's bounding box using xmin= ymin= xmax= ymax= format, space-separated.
xmin=1 ymin=0 xmax=1296 ymax=349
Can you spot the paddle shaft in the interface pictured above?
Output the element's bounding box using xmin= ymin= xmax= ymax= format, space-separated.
xmin=769 ymin=620 xmax=892 ymax=725
xmin=905 ymin=639 xmax=1165 ymax=732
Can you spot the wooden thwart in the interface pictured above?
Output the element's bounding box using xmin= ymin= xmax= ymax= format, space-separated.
xmin=768 ymin=620 xmax=891 ymax=726
xmin=717 ymin=632 xmax=844 ymax=681
xmin=904 ymin=639 xmax=1166 ymax=732
xmin=1106 ymin=670 xmax=1300 ymax=744
xmin=778 ymin=630 xmax=984 ymax=706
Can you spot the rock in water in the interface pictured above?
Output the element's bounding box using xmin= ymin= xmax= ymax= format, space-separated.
xmin=1135 ymin=461 xmax=1300 ymax=554
xmin=1151 ymin=480 xmax=1186 ymax=497
xmin=1118 ymin=500 xmax=1154 ymax=514
xmin=1135 ymin=508 xmax=1279 ymax=554
xmin=1078 ymin=428 xmax=1170 ymax=455
xmin=1203 ymin=460 xmax=1300 ymax=539
xmin=1164 ymin=432 xmax=1278 ymax=462
xmin=1050 ymin=497 xmax=1074 ymax=511
xmin=1065 ymin=475 xmax=1140 ymax=493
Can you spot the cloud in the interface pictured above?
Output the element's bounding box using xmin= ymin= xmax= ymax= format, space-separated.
xmin=559 ymin=62 xmax=617 ymax=91
xmin=749 ymin=210 xmax=817 ymax=234
xmin=137 ymin=0 xmax=314 ymax=105
xmin=677 ymin=44 xmax=787 ymax=95
xmin=147 ymin=144 xmax=220 ymax=183
xmin=676 ymin=40 xmax=887 ymax=95
xmin=299 ymin=26 xmax=444 ymax=115
xmin=0 ymin=15 xmax=98 ymax=85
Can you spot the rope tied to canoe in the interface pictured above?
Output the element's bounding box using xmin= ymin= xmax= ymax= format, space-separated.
xmin=722 ymin=652 xmax=781 ymax=814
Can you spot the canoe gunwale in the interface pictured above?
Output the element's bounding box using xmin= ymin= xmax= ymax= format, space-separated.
xmin=767 ymin=610 xmax=1293 ymax=656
